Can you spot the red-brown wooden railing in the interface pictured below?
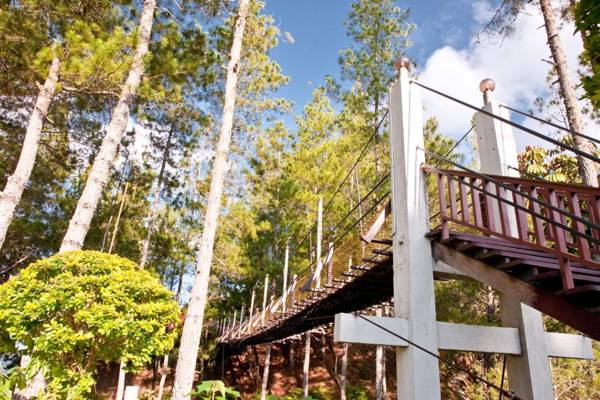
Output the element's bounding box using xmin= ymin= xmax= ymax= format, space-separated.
xmin=424 ymin=166 xmax=600 ymax=291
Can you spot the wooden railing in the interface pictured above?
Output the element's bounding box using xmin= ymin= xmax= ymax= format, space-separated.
xmin=424 ymin=166 xmax=600 ymax=290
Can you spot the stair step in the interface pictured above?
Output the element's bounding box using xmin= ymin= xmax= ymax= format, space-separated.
xmin=370 ymin=238 xmax=392 ymax=245
xmin=372 ymin=249 xmax=393 ymax=257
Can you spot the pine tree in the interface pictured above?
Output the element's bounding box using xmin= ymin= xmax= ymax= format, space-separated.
xmin=0 ymin=1 xmax=132 ymax=252
xmin=538 ymin=0 xmax=597 ymax=186
xmin=480 ymin=0 xmax=598 ymax=186
xmin=171 ymin=0 xmax=251 ymax=397
xmin=60 ymin=0 xmax=158 ymax=252
xmin=574 ymin=0 xmax=600 ymax=110
xmin=0 ymin=55 xmax=59 ymax=250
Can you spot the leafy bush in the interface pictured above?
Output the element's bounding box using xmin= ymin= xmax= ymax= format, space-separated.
xmin=192 ymin=380 xmax=240 ymax=399
xmin=346 ymin=384 xmax=369 ymax=400
xmin=270 ymin=387 xmax=329 ymax=400
xmin=0 ymin=251 xmax=180 ymax=397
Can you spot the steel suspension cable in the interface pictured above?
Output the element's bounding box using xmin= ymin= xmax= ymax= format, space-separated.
xmin=294 ymin=110 xmax=389 ymax=251
xmin=327 ymin=173 xmax=390 ymax=237
xmin=323 ymin=110 xmax=389 ymax=213
xmin=412 ymin=81 xmax=600 ymax=165
xmin=296 ymin=188 xmax=391 ymax=277
xmin=429 ymin=124 xmax=476 ymax=221
xmin=356 ymin=314 xmax=520 ymax=400
xmin=500 ymin=104 xmax=600 ymax=145
xmin=506 ymin=165 xmax=543 ymax=180
xmin=433 ymin=125 xmax=475 ymax=168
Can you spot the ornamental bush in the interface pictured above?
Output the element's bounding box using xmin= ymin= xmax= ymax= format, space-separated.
xmin=0 ymin=251 xmax=180 ymax=398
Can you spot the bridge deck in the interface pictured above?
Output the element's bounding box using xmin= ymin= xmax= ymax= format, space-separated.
xmin=221 ymin=228 xmax=600 ymax=349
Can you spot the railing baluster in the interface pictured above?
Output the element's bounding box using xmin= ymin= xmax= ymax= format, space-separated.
xmin=484 ymin=180 xmax=497 ymax=233
xmin=539 ymin=188 xmax=554 ymax=242
xmin=592 ymin=196 xmax=600 ymax=258
xmin=448 ymin=176 xmax=458 ymax=220
xmin=548 ymin=189 xmax=575 ymax=290
xmin=568 ymin=192 xmax=591 ymax=261
xmin=513 ymin=184 xmax=529 ymax=241
xmin=471 ymin=178 xmax=483 ymax=228
xmin=558 ymin=193 xmax=574 ymax=247
xmin=497 ymin=185 xmax=511 ymax=236
xmin=437 ymin=173 xmax=449 ymax=239
xmin=458 ymin=177 xmax=469 ymax=223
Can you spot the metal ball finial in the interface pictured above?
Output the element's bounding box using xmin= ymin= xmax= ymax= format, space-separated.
xmin=395 ymin=57 xmax=411 ymax=71
xmin=479 ymin=78 xmax=496 ymax=105
xmin=479 ymin=78 xmax=496 ymax=93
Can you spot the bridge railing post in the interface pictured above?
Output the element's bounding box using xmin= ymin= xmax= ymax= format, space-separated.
xmin=326 ymin=242 xmax=334 ymax=287
xmin=283 ymin=245 xmax=289 ymax=312
xmin=315 ymin=198 xmax=323 ymax=289
xmin=389 ymin=58 xmax=441 ymax=400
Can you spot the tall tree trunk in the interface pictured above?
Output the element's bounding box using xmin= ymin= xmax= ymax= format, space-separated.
xmin=116 ymin=360 xmax=126 ymax=400
xmin=156 ymin=354 xmax=169 ymax=400
xmin=59 ymin=0 xmax=157 ymax=252
xmin=319 ymin=337 xmax=341 ymax=389
xmin=539 ymin=0 xmax=598 ymax=187
xmin=108 ymin=181 xmax=129 ymax=254
xmin=375 ymin=309 xmax=385 ymax=400
xmin=260 ymin=344 xmax=271 ymax=400
xmin=302 ymin=333 xmax=311 ymax=398
xmin=13 ymin=356 xmax=46 ymax=400
xmin=340 ymin=343 xmax=348 ymax=400
xmin=171 ymin=1 xmax=251 ymax=398
xmin=0 ymin=56 xmax=60 ymax=251
xmin=9 ymin=56 xmax=60 ymax=400
xmin=139 ymin=126 xmax=174 ymax=268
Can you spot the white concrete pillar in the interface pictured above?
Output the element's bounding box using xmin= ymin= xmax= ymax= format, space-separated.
xmin=123 ymin=386 xmax=139 ymax=400
xmin=389 ymin=58 xmax=441 ymax=400
xmin=474 ymin=79 xmax=554 ymax=400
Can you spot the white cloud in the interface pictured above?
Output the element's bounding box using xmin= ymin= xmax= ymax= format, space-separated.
xmin=416 ymin=1 xmax=597 ymax=150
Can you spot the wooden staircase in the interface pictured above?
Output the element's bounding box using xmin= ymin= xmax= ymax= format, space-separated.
xmin=429 ymin=229 xmax=600 ymax=339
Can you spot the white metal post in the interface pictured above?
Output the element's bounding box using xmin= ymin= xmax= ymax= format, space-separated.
xmin=249 ymin=288 xmax=256 ymax=332
xmin=474 ymin=79 xmax=554 ymax=400
xmin=283 ymin=244 xmax=289 ymax=312
xmin=262 ymin=274 xmax=269 ymax=325
xmin=389 ymin=58 xmax=441 ymax=400
xmin=315 ymin=197 xmax=323 ymax=288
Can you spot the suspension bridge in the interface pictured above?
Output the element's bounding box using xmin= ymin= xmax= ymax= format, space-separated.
xmin=214 ymin=59 xmax=600 ymax=400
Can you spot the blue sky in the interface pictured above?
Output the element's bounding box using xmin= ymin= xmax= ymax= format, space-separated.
xmin=263 ymin=0 xmax=475 ymax=118
xmin=262 ymin=0 xmax=598 ymax=149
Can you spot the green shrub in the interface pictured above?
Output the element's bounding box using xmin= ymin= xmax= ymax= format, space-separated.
xmin=0 ymin=251 xmax=180 ymax=398
xmin=274 ymin=387 xmax=329 ymax=400
xmin=192 ymin=380 xmax=240 ymax=399
xmin=346 ymin=384 xmax=369 ymax=400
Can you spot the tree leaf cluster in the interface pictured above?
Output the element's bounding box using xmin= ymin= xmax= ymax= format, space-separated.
xmin=0 ymin=250 xmax=180 ymax=396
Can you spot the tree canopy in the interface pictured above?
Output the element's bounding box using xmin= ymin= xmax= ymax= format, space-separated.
xmin=0 ymin=250 xmax=179 ymax=397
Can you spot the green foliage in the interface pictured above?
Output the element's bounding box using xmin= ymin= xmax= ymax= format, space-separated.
xmin=574 ymin=0 xmax=600 ymax=110
xmin=192 ymin=380 xmax=241 ymax=400
xmin=346 ymin=384 xmax=369 ymax=400
xmin=518 ymin=143 xmax=582 ymax=183
xmin=266 ymin=387 xmax=326 ymax=400
xmin=339 ymin=0 xmax=414 ymax=113
xmin=0 ymin=251 xmax=180 ymax=397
